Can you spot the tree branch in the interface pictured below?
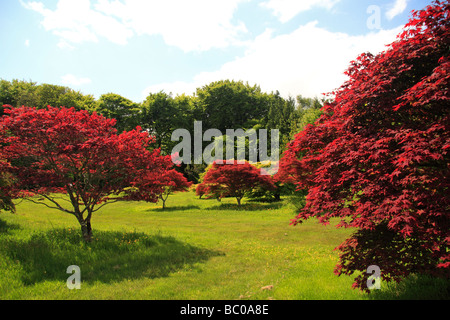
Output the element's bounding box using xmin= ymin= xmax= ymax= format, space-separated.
xmin=25 ymin=196 xmax=75 ymax=216
xmin=91 ymin=199 xmax=119 ymax=213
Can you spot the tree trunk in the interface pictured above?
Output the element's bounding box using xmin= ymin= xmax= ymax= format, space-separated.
xmin=236 ymin=197 xmax=241 ymax=206
xmin=274 ymin=193 xmax=281 ymax=201
xmin=80 ymin=219 xmax=93 ymax=242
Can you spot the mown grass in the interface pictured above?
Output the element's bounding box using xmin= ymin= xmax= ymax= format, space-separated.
xmin=0 ymin=192 xmax=448 ymax=300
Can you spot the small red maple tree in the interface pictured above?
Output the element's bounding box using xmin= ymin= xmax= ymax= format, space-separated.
xmin=195 ymin=183 xmax=206 ymax=199
xmin=198 ymin=160 xmax=274 ymax=206
xmin=0 ymin=106 xmax=173 ymax=241
xmin=278 ymin=1 xmax=449 ymax=291
xmin=156 ymin=169 xmax=192 ymax=210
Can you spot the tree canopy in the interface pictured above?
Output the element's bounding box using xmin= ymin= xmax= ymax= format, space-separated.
xmin=95 ymin=93 xmax=140 ymax=133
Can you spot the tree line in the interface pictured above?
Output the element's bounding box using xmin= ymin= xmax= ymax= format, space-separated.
xmin=0 ymin=79 xmax=323 ymax=181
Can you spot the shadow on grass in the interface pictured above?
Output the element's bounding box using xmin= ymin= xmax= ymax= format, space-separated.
xmin=206 ymin=202 xmax=284 ymax=211
xmin=2 ymin=228 xmax=221 ymax=286
xmin=369 ymin=274 xmax=450 ymax=300
xmin=0 ymin=217 xmax=21 ymax=234
xmin=148 ymin=205 xmax=201 ymax=212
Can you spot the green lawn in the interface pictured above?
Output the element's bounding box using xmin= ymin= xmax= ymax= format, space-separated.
xmin=0 ymin=192 xmax=447 ymax=300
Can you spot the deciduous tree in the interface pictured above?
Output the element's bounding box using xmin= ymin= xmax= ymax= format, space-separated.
xmin=196 ymin=80 xmax=266 ymax=132
xmin=198 ymin=161 xmax=274 ymax=206
xmin=278 ymin=1 xmax=449 ymax=291
xmin=0 ymin=79 xmax=96 ymax=113
xmin=96 ymin=93 xmax=140 ymax=133
xmin=141 ymin=92 xmax=195 ymax=154
xmin=157 ymin=169 xmax=192 ymax=210
xmin=0 ymin=106 xmax=173 ymax=241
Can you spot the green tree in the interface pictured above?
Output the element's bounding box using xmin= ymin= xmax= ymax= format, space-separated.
xmin=1 ymin=79 xmax=97 ymax=114
xmin=296 ymin=94 xmax=322 ymax=110
xmin=141 ymin=91 xmax=195 ymax=154
xmin=195 ymin=80 xmax=266 ymax=132
xmin=0 ymin=79 xmax=39 ymax=110
xmin=288 ymin=95 xmax=323 ymax=137
xmin=95 ymin=93 xmax=140 ymax=133
xmin=263 ymin=91 xmax=297 ymax=152
xmin=36 ymin=83 xmax=97 ymax=111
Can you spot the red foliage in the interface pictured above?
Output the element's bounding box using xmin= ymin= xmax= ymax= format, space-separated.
xmin=155 ymin=169 xmax=192 ymax=209
xmin=195 ymin=183 xmax=207 ymax=199
xmin=161 ymin=169 xmax=192 ymax=193
xmin=278 ymin=1 xmax=449 ymax=291
xmin=198 ymin=160 xmax=275 ymax=206
xmin=0 ymin=105 xmax=173 ymax=241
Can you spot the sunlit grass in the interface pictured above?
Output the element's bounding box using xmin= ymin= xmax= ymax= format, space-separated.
xmin=0 ymin=192 xmax=447 ymax=299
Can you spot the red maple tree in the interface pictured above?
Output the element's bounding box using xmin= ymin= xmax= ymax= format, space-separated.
xmin=195 ymin=183 xmax=207 ymax=199
xmin=198 ymin=160 xmax=274 ymax=206
xmin=156 ymin=169 xmax=192 ymax=209
xmin=0 ymin=106 xmax=173 ymax=241
xmin=277 ymin=1 xmax=449 ymax=291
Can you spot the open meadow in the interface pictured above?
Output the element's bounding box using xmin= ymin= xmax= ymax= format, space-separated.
xmin=0 ymin=192 xmax=447 ymax=300
xmin=0 ymin=1 xmax=448 ymax=307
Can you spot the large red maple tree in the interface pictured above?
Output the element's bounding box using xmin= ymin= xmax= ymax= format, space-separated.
xmin=277 ymin=1 xmax=449 ymax=291
xmin=0 ymin=106 xmax=173 ymax=241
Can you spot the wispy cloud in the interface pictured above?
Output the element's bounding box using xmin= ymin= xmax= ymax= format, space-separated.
xmin=21 ymin=0 xmax=132 ymax=45
xmin=386 ymin=0 xmax=409 ymax=20
xmin=61 ymin=74 xmax=92 ymax=86
xmin=260 ymin=0 xmax=340 ymax=23
xmin=57 ymin=40 xmax=75 ymax=50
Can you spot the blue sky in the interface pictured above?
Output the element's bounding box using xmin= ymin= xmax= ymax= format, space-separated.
xmin=0 ymin=0 xmax=433 ymax=103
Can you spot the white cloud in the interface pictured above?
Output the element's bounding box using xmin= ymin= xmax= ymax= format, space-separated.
xmin=21 ymin=0 xmax=134 ymax=45
xmin=21 ymin=0 xmax=248 ymax=52
xmin=260 ymin=0 xmax=340 ymax=23
xmin=61 ymin=74 xmax=92 ymax=86
xmin=143 ymin=22 xmax=403 ymax=100
xmin=24 ymin=39 xmax=30 ymax=47
xmin=57 ymin=40 xmax=75 ymax=50
xmin=95 ymin=0 xmax=248 ymax=52
xmin=386 ymin=0 xmax=409 ymax=20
